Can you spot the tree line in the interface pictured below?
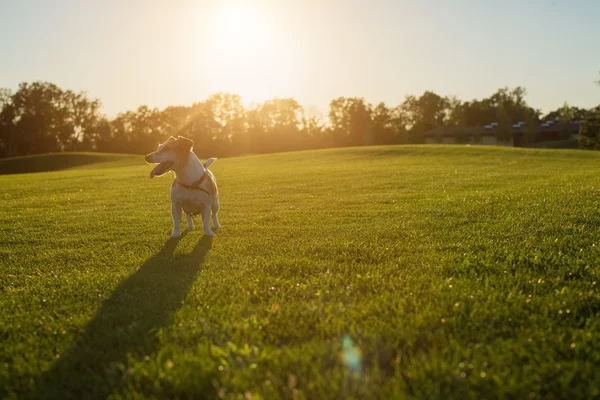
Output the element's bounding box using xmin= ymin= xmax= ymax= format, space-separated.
xmin=0 ymin=81 xmax=599 ymax=158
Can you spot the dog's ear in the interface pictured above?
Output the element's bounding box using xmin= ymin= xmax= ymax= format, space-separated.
xmin=175 ymin=136 xmax=194 ymax=154
xmin=203 ymin=158 xmax=217 ymax=168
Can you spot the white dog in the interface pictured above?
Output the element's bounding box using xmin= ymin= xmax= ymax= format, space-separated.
xmin=145 ymin=136 xmax=220 ymax=237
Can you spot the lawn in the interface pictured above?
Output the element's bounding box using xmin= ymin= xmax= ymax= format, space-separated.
xmin=1 ymin=146 xmax=600 ymax=399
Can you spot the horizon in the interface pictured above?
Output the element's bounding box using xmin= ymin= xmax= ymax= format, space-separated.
xmin=1 ymin=0 xmax=599 ymax=118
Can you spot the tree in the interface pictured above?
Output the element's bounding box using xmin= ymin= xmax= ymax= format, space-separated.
xmin=453 ymin=105 xmax=470 ymax=144
xmin=400 ymin=92 xmax=450 ymax=142
xmin=2 ymin=80 xmax=599 ymax=158
xmin=388 ymin=106 xmax=409 ymax=144
xmin=87 ymin=117 xmax=112 ymax=153
xmin=458 ymin=87 xmax=540 ymax=129
xmin=558 ymin=102 xmax=575 ymax=140
xmin=543 ymin=105 xmax=587 ymax=122
xmin=104 ymin=105 xmax=165 ymax=154
xmin=0 ymin=89 xmax=11 ymax=109
xmin=204 ymin=93 xmax=246 ymax=152
xmin=160 ymin=105 xmax=193 ymax=139
xmin=0 ymin=82 xmax=104 ymax=157
xmin=0 ymin=89 xmax=14 ymax=157
xmin=300 ymin=112 xmax=325 ymax=149
xmin=371 ymin=102 xmax=398 ymax=145
xmin=300 ymin=105 xmax=326 ymax=148
xmin=579 ymin=113 xmax=600 ymax=149
xmin=495 ymin=105 xmax=512 ymax=145
xmin=522 ymin=114 xmax=538 ymax=146
xmin=445 ymin=96 xmax=463 ymax=126
xmin=10 ymin=82 xmax=65 ymax=156
xmin=328 ymin=97 xmax=373 ymax=146
xmin=245 ymin=97 xmax=305 ymax=153
xmin=579 ymin=101 xmax=600 ymax=150
xmin=578 ymin=72 xmax=600 ymax=150
xmin=59 ymin=90 xmax=104 ymax=151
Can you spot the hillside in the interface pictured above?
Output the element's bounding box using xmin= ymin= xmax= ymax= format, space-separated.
xmin=0 ymin=152 xmax=141 ymax=175
xmin=1 ymin=146 xmax=600 ymax=399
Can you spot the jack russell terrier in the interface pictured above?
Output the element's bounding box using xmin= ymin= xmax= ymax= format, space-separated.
xmin=145 ymin=136 xmax=220 ymax=237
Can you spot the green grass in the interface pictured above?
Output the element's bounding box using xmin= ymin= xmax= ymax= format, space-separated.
xmin=1 ymin=145 xmax=600 ymax=399
xmin=0 ymin=152 xmax=140 ymax=175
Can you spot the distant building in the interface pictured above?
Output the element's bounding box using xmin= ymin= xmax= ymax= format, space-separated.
xmin=424 ymin=119 xmax=581 ymax=147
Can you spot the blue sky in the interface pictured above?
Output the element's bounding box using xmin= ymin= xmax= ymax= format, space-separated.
xmin=1 ymin=0 xmax=598 ymax=117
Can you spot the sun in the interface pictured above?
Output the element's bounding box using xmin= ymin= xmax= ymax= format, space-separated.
xmin=191 ymin=1 xmax=305 ymax=105
xmin=212 ymin=3 xmax=260 ymax=49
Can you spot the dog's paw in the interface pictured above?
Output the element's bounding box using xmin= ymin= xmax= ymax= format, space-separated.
xmin=187 ymin=225 xmax=195 ymax=231
xmin=203 ymin=230 xmax=215 ymax=237
xmin=212 ymin=223 xmax=221 ymax=229
xmin=171 ymin=232 xmax=181 ymax=238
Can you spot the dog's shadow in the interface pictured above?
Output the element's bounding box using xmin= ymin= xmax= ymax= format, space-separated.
xmin=31 ymin=233 xmax=212 ymax=399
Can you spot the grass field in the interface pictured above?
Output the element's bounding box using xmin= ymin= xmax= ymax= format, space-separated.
xmin=2 ymin=146 xmax=600 ymax=399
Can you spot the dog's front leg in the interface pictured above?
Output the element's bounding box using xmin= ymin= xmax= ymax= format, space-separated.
xmin=201 ymin=205 xmax=215 ymax=237
xmin=171 ymin=202 xmax=182 ymax=237
xmin=211 ymin=197 xmax=221 ymax=229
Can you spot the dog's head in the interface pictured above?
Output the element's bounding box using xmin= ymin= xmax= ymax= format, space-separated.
xmin=145 ymin=136 xmax=194 ymax=179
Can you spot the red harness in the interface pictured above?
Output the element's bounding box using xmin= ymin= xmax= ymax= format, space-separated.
xmin=175 ymin=171 xmax=216 ymax=197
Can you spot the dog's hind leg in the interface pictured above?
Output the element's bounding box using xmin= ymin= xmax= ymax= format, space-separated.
xmin=201 ymin=205 xmax=215 ymax=237
xmin=171 ymin=203 xmax=182 ymax=238
xmin=185 ymin=213 xmax=195 ymax=230
xmin=211 ymin=197 xmax=221 ymax=229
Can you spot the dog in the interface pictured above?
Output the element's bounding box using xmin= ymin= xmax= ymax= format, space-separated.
xmin=145 ymin=136 xmax=220 ymax=237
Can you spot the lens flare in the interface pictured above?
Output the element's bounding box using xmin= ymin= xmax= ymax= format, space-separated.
xmin=341 ymin=336 xmax=362 ymax=373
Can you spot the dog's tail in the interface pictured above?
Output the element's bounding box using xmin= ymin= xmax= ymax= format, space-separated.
xmin=203 ymin=158 xmax=217 ymax=169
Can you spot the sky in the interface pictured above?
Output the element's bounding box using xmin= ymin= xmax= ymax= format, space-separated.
xmin=1 ymin=0 xmax=599 ymax=118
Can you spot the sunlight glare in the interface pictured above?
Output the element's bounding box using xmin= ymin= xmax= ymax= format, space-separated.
xmin=213 ymin=3 xmax=258 ymax=47
xmin=195 ymin=1 xmax=304 ymax=106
